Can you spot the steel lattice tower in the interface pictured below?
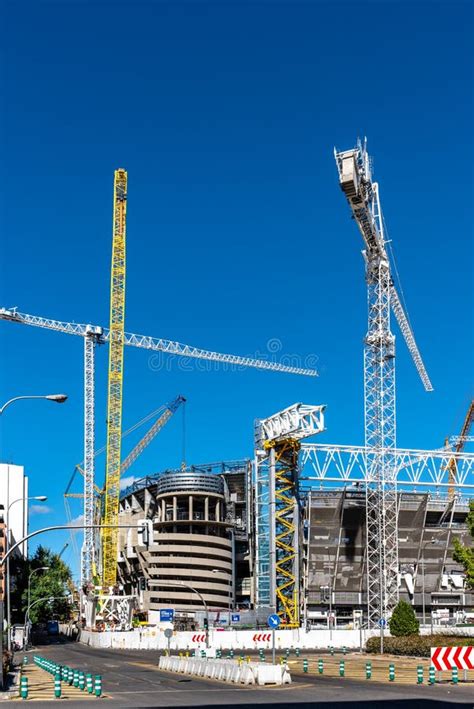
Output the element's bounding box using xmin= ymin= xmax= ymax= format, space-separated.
xmin=334 ymin=140 xmax=433 ymax=627
xmin=102 ymin=168 xmax=127 ymax=590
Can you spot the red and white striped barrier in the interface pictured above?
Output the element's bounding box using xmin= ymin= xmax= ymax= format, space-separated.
xmin=191 ymin=634 xmax=207 ymax=643
xmin=252 ymin=633 xmax=271 ymax=643
xmin=431 ymin=646 xmax=474 ymax=671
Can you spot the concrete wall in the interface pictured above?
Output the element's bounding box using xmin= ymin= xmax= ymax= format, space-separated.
xmin=74 ymin=625 xmax=473 ymax=651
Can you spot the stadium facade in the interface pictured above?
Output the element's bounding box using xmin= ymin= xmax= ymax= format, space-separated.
xmin=118 ymin=460 xmax=473 ymax=627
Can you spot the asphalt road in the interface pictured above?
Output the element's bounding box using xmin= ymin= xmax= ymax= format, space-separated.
xmin=5 ymin=640 xmax=474 ymax=708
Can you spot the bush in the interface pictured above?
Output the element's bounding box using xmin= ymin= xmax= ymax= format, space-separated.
xmin=366 ymin=634 xmax=473 ymax=657
xmin=389 ymin=600 xmax=420 ymax=637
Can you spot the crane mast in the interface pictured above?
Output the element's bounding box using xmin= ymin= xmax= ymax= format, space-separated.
xmin=102 ymin=169 xmax=127 ymax=590
xmin=335 ymin=139 xmax=432 ymax=627
xmin=448 ymin=399 xmax=474 ymax=498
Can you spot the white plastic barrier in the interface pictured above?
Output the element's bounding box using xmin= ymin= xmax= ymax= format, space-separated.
xmin=158 ymin=656 xmax=291 ymax=685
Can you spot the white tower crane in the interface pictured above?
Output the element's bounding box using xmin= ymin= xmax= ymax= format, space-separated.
xmin=0 ymin=307 xmax=317 ymax=587
xmin=334 ymin=140 xmax=433 ymax=627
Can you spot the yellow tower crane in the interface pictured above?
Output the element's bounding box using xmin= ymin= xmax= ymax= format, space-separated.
xmin=102 ymin=168 xmax=127 ymax=589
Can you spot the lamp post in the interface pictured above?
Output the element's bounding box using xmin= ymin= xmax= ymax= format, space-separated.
xmin=158 ymin=580 xmax=210 ymax=647
xmin=27 ymin=566 xmax=50 ymax=622
xmin=0 ymin=393 xmax=68 ymax=415
xmin=211 ymin=568 xmax=232 ymax=626
xmin=421 ymin=537 xmax=437 ymax=629
xmin=0 ymin=391 xmax=66 ymax=653
xmin=6 ymin=496 xmax=48 ymax=651
xmin=23 ymin=595 xmax=65 ymax=650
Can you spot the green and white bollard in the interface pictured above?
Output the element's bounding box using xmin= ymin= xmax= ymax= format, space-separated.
xmin=342 ymin=646 xmax=347 ymax=655
xmin=68 ymin=668 xmax=74 ymax=685
xmin=417 ymin=665 xmax=423 ymax=684
xmin=23 ymin=656 xmax=28 ymax=665
xmin=318 ymin=658 xmax=324 ymax=674
xmin=303 ymin=658 xmax=308 ymax=673
xmin=73 ymin=670 xmax=79 ymax=688
xmin=201 ymin=650 xmax=206 ymax=658
xmin=366 ymin=662 xmax=372 ymax=680
xmin=229 ymin=649 xmax=234 ymax=659
xmin=216 ymin=649 xmax=222 ymax=659
xmin=79 ymin=671 xmax=86 ymax=691
xmin=329 ymin=646 xmax=334 ymax=656
xmin=428 ymin=666 xmax=436 ymax=685
xmin=389 ymin=664 xmax=395 ymax=682
xmin=54 ymin=673 xmax=61 ymax=699
xmin=86 ymin=674 xmax=94 ymax=694
xmin=95 ymin=675 xmax=102 ymax=698
xmin=295 ymin=647 xmax=300 ymax=657
xmin=339 ymin=660 xmax=345 ymax=677
xmin=20 ymin=676 xmax=28 ymax=700
xmin=285 ymin=648 xmax=290 ymax=658
xmin=452 ymin=666 xmax=458 ymax=684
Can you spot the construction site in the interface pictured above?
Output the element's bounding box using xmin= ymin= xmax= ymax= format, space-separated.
xmin=1 ymin=139 xmax=473 ymax=639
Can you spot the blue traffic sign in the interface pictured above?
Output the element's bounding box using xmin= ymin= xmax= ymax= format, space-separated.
xmin=379 ymin=618 xmax=387 ymax=628
xmin=231 ymin=614 xmax=240 ymax=623
xmin=160 ymin=609 xmax=174 ymax=622
xmin=268 ymin=614 xmax=280 ymax=629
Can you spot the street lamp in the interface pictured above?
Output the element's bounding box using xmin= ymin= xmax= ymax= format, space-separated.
xmin=421 ymin=537 xmax=437 ymax=629
xmin=27 ymin=567 xmax=50 ymax=621
xmin=23 ymin=595 xmax=65 ymax=650
xmin=211 ymin=568 xmax=232 ymax=626
xmin=0 ymin=393 xmax=68 ymax=415
xmin=6 ymin=496 xmax=48 ymax=651
xmin=158 ymin=580 xmax=210 ymax=647
xmin=0 ymin=392 xmax=66 ymax=653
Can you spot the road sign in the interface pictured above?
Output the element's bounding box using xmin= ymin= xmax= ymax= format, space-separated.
xmin=378 ymin=618 xmax=387 ymax=628
xmin=231 ymin=614 xmax=240 ymax=623
xmin=268 ymin=614 xmax=280 ymax=629
xmin=431 ymin=646 xmax=474 ymax=671
xmin=164 ymin=628 xmax=173 ymax=639
xmin=160 ymin=609 xmax=174 ymax=622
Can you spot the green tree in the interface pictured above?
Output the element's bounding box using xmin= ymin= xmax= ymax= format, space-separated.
xmin=389 ymin=600 xmax=420 ymax=637
xmin=11 ymin=546 xmax=73 ymax=624
xmin=453 ymin=500 xmax=474 ymax=589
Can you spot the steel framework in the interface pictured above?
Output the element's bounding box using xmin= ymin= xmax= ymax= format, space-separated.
xmin=335 ymin=140 xmax=433 ymax=626
xmin=0 ymin=308 xmax=317 ymax=377
xmin=102 ymin=168 xmax=127 ymax=590
xmin=0 ymin=310 xmax=316 ymax=591
xmin=81 ymin=331 xmax=100 ymax=585
xmin=254 ymin=404 xmax=325 ymax=625
xmin=300 ymin=443 xmax=474 ymax=491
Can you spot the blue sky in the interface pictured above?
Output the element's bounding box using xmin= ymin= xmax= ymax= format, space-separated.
xmin=1 ymin=1 xmax=472 ymax=572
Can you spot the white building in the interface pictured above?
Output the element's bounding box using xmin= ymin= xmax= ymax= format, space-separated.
xmin=0 ymin=464 xmax=28 ymax=557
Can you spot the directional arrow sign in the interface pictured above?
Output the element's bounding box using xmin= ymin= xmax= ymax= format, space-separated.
xmin=268 ymin=614 xmax=280 ymax=629
xmin=431 ymin=646 xmax=474 ymax=671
